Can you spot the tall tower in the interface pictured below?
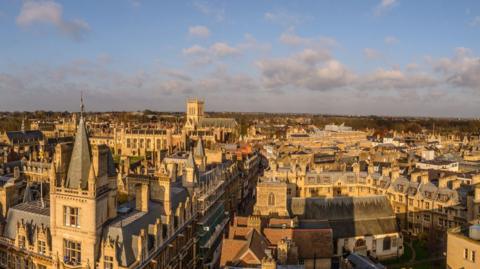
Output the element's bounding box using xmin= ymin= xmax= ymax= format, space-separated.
xmin=186 ymin=98 xmax=204 ymax=127
xmin=49 ymin=100 xmax=117 ymax=268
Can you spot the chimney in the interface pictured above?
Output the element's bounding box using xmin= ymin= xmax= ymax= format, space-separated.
xmin=136 ymin=184 xmax=149 ymax=212
xmin=420 ymin=173 xmax=429 ymax=184
xmin=382 ymin=167 xmax=391 ymax=177
xmin=410 ymin=171 xmax=420 ymax=183
xmin=13 ymin=167 xmax=20 ymax=178
xmin=452 ymin=180 xmax=462 ymax=190
xmin=391 ymin=168 xmax=400 ymax=180
xmin=352 ymin=163 xmax=360 ymax=175
xmin=475 ymin=186 xmax=480 ymax=202
xmin=438 ymin=177 xmax=449 ymax=188
xmin=368 ymin=164 xmax=375 ymax=175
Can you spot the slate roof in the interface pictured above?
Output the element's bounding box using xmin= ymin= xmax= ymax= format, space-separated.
xmin=197 ymin=118 xmax=238 ymax=129
xmin=102 ymin=201 xmax=167 ymax=267
xmin=290 ymin=196 xmax=399 ymax=239
xmin=65 ymin=117 xmax=91 ymax=189
xmin=4 ymin=200 xmax=50 ymax=240
xmin=6 ymin=130 xmax=43 ymax=143
xmin=345 ymin=253 xmax=386 ymax=269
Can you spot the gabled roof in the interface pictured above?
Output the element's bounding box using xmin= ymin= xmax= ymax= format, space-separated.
xmin=65 ymin=117 xmax=91 ymax=189
xmin=6 ymin=130 xmax=43 ymax=143
xmin=220 ymin=228 xmax=268 ymax=267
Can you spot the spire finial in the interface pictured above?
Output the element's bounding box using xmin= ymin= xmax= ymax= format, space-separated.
xmin=21 ymin=117 xmax=25 ymax=133
xmin=80 ymin=91 xmax=85 ymax=118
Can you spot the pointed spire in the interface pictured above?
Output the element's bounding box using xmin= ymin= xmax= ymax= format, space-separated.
xmin=80 ymin=91 xmax=85 ymax=118
xmin=186 ymin=151 xmax=196 ymax=169
xmin=194 ymin=138 xmax=205 ymax=157
xmin=21 ymin=117 xmax=25 ymax=133
xmin=65 ymin=100 xmax=92 ymax=190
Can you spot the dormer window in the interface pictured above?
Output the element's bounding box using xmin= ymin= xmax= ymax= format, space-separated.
xmin=18 ymin=235 xmax=26 ymax=249
xmin=38 ymin=240 xmax=47 ymax=255
xmin=104 ymin=256 xmax=113 ymax=269
xmin=64 ymin=206 xmax=80 ymax=227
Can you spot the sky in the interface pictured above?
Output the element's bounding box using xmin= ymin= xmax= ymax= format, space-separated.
xmin=0 ymin=0 xmax=480 ymax=117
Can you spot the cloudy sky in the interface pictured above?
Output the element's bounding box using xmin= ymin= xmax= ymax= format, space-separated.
xmin=1 ymin=0 xmax=480 ymax=117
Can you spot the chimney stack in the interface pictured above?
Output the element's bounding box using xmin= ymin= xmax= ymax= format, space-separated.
xmin=136 ymin=184 xmax=149 ymax=212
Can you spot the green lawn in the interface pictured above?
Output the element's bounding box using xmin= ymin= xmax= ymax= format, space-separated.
xmin=382 ymin=243 xmax=413 ymax=265
xmin=412 ymin=240 xmax=429 ymax=260
xmin=381 ymin=239 xmax=444 ymax=268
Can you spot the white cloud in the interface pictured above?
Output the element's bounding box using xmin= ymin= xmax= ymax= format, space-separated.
xmin=188 ymin=25 xmax=210 ymax=38
xmin=363 ymin=48 xmax=382 ymax=60
xmin=470 ymin=16 xmax=480 ymax=27
xmin=16 ymin=0 xmax=89 ymax=41
xmin=279 ymin=28 xmax=336 ymax=48
xmin=183 ymin=45 xmax=207 ymax=56
xmin=210 ymin=42 xmax=239 ymax=57
xmin=360 ymin=68 xmax=437 ymax=90
xmin=256 ymin=48 xmax=352 ymax=91
xmin=384 ymin=36 xmax=398 ymax=45
xmin=433 ymin=47 xmax=480 ymax=90
xmin=130 ymin=0 xmax=141 ymax=8
xmin=182 ymin=42 xmax=239 ymax=65
xmin=264 ymin=10 xmax=310 ymax=26
xmin=374 ymin=0 xmax=398 ymax=16
xmin=193 ymin=1 xmax=225 ymax=22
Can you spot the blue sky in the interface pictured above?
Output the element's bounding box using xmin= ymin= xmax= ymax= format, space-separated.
xmin=1 ymin=0 xmax=480 ymax=117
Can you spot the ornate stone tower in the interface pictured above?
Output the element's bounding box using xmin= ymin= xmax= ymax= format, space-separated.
xmin=194 ymin=138 xmax=207 ymax=172
xmin=49 ymin=107 xmax=117 ymax=268
xmin=185 ymin=98 xmax=204 ymax=128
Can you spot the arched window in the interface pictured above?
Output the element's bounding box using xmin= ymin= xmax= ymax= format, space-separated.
xmin=268 ymin=193 xmax=275 ymax=206
xmin=355 ymin=239 xmax=366 ymax=248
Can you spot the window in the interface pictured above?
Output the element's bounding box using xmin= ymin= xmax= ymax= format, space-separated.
xmin=146 ymin=139 xmax=151 ymax=149
xmin=64 ymin=206 xmax=80 ymax=227
xmin=268 ymin=193 xmax=275 ymax=206
xmin=64 ymin=239 xmax=81 ymax=265
xmin=0 ymin=251 xmax=6 ymax=265
xmin=104 ymin=256 xmax=113 ymax=269
xmin=383 ymin=236 xmax=392 ymax=251
xmin=18 ymin=235 xmax=26 ymax=249
xmin=472 ymin=250 xmax=476 ymax=262
xmin=398 ymin=195 xmax=403 ymax=202
xmin=423 ymin=214 xmax=431 ymax=222
xmin=464 ymin=248 xmax=469 ymax=260
xmin=38 ymin=240 xmax=47 ymax=255
xmin=287 ymin=188 xmax=292 ymax=195
xmin=355 ymin=239 xmax=366 ymax=247
xmin=126 ymin=139 xmax=131 ymax=148
xmin=425 ymin=202 xmax=430 ymax=209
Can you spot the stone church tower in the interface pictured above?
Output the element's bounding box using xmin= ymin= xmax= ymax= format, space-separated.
xmin=185 ymin=98 xmax=204 ymax=129
xmin=49 ymin=114 xmax=118 ymax=268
